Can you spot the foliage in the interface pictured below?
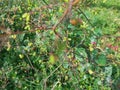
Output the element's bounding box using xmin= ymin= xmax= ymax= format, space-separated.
xmin=0 ymin=0 xmax=120 ymax=90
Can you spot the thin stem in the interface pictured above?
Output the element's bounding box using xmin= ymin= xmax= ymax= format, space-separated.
xmin=24 ymin=53 xmax=34 ymax=70
xmin=77 ymin=8 xmax=93 ymax=27
xmin=43 ymin=63 xmax=62 ymax=90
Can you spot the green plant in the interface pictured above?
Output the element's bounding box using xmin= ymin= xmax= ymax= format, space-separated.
xmin=0 ymin=0 xmax=119 ymax=90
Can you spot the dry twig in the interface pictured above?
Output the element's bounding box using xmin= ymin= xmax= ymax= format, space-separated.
xmin=52 ymin=0 xmax=74 ymax=39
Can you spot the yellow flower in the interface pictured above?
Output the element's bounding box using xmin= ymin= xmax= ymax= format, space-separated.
xmin=28 ymin=42 xmax=33 ymax=47
xmin=11 ymin=35 xmax=16 ymax=39
xmin=101 ymin=39 xmax=104 ymax=43
xmin=6 ymin=42 xmax=11 ymax=51
xmin=88 ymin=69 xmax=94 ymax=75
xmin=89 ymin=44 xmax=94 ymax=51
xmin=49 ymin=53 xmax=58 ymax=64
xmin=63 ymin=37 xmax=67 ymax=41
xmin=19 ymin=54 xmax=24 ymax=59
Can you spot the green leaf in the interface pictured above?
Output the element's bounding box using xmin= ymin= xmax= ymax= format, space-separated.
xmin=96 ymin=54 xmax=106 ymax=66
xmin=56 ymin=41 xmax=66 ymax=55
xmin=22 ymin=13 xmax=28 ymax=18
xmin=18 ymin=33 xmax=25 ymax=41
xmin=49 ymin=54 xmax=56 ymax=65
xmin=64 ymin=0 xmax=69 ymax=2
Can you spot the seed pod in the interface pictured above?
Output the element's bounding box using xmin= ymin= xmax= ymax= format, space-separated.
xmin=70 ymin=18 xmax=83 ymax=25
xmin=70 ymin=19 xmax=78 ymax=25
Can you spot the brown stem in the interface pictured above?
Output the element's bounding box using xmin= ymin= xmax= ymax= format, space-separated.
xmin=52 ymin=0 xmax=74 ymax=39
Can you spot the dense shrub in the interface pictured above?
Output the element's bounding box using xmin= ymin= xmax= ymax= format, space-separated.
xmin=0 ymin=0 xmax=120 ymax=90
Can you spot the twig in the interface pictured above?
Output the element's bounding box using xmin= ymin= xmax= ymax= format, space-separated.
xmin=51 ymin=81 xmax=60 ymax=90
xmin=76 ymin=34 xmax=86 ymax=47
xmin=0 ymin=26 xmax=52 ymax=38
xmin=77 ymin=8 xmax=93 ymax=27
xmin=43 ymin=63 xmax=62 ymax=90
xmin=24 ymin=53 xmax=35 ymax=70
xmin=52 ymin=0 xmax=74 ymax=39
xmin=52 ymin=0 xmax=74 ymax=30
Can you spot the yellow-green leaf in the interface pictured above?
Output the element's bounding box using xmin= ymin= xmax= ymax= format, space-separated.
xmin=88 ymin=69 xmax=94 ymax=75
xmin=49 ymin=54 xmax=56 ymax=64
